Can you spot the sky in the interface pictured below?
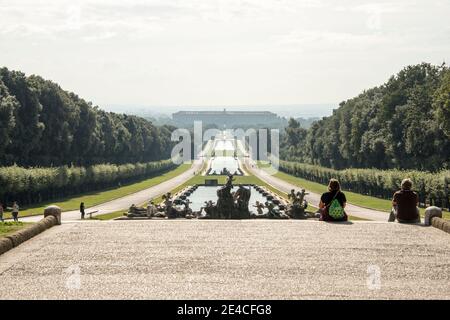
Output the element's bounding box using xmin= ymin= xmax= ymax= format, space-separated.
xmin=0 ymin=0 xmax=449 ymax=117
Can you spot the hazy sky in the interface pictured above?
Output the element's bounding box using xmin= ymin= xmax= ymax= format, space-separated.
xmin=1 ymin=0 xmax=449 ymax=114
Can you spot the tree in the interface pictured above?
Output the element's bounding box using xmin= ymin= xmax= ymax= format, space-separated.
xmin=0 ymin=67 xmax=175 ymax=167
xmin=433 ymin=69 xmax=450 ymax=137
xmin=281 ymin=63 xmax=450 ymax=171
xmin=0 ymin=80 xmax=17 ymax=160
xmin=0 ymin=68 xmax=44 ymax=165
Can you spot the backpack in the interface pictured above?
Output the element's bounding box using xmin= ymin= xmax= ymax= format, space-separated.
xmin=328 ymin=197 xmax=345 ymax=219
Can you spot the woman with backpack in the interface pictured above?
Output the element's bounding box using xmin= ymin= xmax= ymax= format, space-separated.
xmin=319 ymin=179 xmax=348 ymax=222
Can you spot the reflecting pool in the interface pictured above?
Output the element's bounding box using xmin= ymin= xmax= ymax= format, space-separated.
xmin=185 ymin=186 xmax=269 ymax=214
xmin=214 ymin=140 xmax=235 ymax=151
xmin=209 ymin=156 xmax=240 ymax=175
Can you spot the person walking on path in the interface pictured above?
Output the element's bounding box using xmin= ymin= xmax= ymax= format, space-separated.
xmin=0 ymin=202 xmax=4 ymax=222
xmin=11 ymin=202 xmax=19 ymax=222
xmin=80 ymin=202 xmax=85 ymax=219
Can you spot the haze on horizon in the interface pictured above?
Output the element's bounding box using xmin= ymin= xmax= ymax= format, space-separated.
xmin=1 ymin=0 xmax=449 ymax=117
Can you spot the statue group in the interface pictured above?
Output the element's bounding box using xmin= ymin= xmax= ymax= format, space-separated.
xmin=203 ymin=174 xmax=251 ymax=219
xmin=126 ymin=175 xmax=310 ymax=220
xmin=286 ymin=189 xmax=309 ymax=219
xmin=162 ymin=193 xmax=197 ymax=219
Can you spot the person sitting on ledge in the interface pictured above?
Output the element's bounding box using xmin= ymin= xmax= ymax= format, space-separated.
xmin=388 ymin=178 xmax=421 ymax=223
xmin=11 ymin=201 xmax=19 ymax=222
xmin=319 ymin=179 xmax=347 ymax=222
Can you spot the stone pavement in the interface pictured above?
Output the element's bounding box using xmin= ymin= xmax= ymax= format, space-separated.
xmin=0 ymin=220 xmax=448 ymax=299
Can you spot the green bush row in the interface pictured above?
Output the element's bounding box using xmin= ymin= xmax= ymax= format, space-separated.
xmin=0 ymin=159 xmax=177 ymax=206
xmin=278 ymin=160 xmax=450 ymax=207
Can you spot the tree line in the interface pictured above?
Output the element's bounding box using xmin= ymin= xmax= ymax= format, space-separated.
xmin=281 ymin=63 xmax=450 ymax=172
xmin=0 ymin=67 xmax=175 ymax=167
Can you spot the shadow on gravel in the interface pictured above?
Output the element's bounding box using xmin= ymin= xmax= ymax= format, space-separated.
xmin=396 ymin=222 xmax=427 ymax=228
xmin=323 ymin=221 xmax=354 ymax=225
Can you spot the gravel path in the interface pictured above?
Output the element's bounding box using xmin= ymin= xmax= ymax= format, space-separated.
xmin=18 ymin=159 xmax=204 ymax=223
xmin=0 ymin=220 xmax=448 ymax=299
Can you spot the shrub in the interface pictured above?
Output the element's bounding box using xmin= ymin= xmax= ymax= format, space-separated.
xmin=278 ymin=160 xmax=450 ymax=208
xmin=0 ymin=159 xmax=177 ymax=206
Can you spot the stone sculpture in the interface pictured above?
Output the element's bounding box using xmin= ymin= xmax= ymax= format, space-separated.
xmin=234 ymin=185 xmax=251 ymax=219
xmin=126 ymin=204 xmax=148 ymax=218
xmin=44 ymin=205 xmax=62 ymax=225
xmin=287 ymin=189 xmax=309 ymax=219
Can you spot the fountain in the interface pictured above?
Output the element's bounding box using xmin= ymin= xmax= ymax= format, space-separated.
xmin=202 ymin=175 xmax=252 ymax=219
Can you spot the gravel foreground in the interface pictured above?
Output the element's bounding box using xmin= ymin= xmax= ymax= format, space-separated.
xmin=0 ymin=220 xmax=448 ymax=300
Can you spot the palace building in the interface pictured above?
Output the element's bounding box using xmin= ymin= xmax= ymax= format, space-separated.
xmin=172 ymin=109 xmax=282 ymax=127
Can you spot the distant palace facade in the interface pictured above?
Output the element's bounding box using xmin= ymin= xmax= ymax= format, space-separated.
xmin=172 ymin=109 xmax=283 ymax=127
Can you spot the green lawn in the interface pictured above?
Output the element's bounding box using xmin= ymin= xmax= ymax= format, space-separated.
xmin=212 ymin=150 xmax=236 ymax=157
xmin=272 ymin=170 xmax=392 ymax=210
xmin=257 ymin=161 xmax=272 ymax=168
xmin=0 ymin=221 xmax=33 ymax=238
xmin=3 ymin=164 xmax=191 ymax=219
xmin=262 ymin=166 xmax=450 ymax=220
xmin=91 ymin=211 xmax=126 ymax=220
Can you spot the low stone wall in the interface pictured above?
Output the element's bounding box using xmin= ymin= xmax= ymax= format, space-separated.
xmin=0 ymin=216 xmax=58 ymax=256
xmin=431 ymin=217 xmax=450 ymax=234
xmin=0 ymin=238 xmax=14 ymax=255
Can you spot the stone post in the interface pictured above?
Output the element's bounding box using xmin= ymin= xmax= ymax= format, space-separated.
xmin=44 ymin=205 xmax=62 ymax=225
xmin=424 ymin=206 xmax=442 ymax=226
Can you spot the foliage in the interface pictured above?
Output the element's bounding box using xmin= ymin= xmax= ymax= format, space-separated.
xmin=278 ymin=160 xmax=450 ymax=208
xmin=0 ymin=67 xmax=175 ymax=166
xmin=281 ymin=63 xmax=450 ymax=171
xmin=0 ymin=160 xmax=177 ymax=206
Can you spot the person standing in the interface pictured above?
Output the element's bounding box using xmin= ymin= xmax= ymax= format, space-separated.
xmin=80 ymin=202 xmax=85 ymax=219
xmin=12 ymin=202 xmax=19 ymax=222
xmin=0 ymin=202 xmax=4 ymax=222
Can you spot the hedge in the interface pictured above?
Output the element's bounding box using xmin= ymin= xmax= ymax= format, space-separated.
xmin=0 ymin=159 xmax=177 ymax=206
xmin=278 ymin=160 xmax=450 ymax=208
